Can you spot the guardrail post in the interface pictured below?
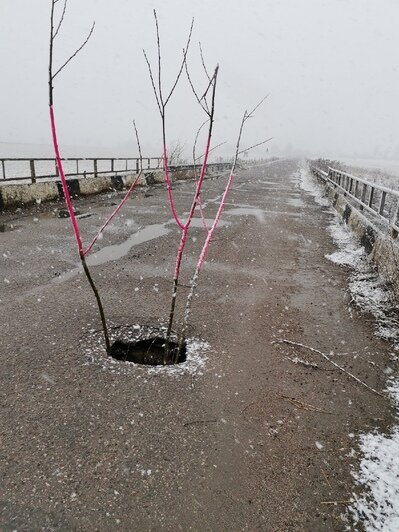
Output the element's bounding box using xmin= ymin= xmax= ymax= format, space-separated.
xmin=93 ymin=159 xmax=98 ymax=177
xmin=390 ymin=199 xmax=399 ymax=238
xmin=147 ymin=158 xmax=150 ymax=169
xmin=379 ymin=191 xmax=387 ymax=215
xmin=30 ymin=159 xmax=36 ymax=183
xmin=111 ymin=159 xmax=114 ymax=173
xmin=55 ymin=160 xmax=59 ymax=177
xmin=76 ymin=159 xmax=79 ymax=176
xmin=136 ymin=159 xmax=139 ymax=172
xmin=368 ymin=187 xmax=374 ymax=208
xmin=360 ymin=183 xmax=367 ymax=210
xmin=1 ymin=159 xmax=5 ymax=179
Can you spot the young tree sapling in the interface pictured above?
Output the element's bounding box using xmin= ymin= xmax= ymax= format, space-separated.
xmin=48 ymin=0 xmax=143 ymax=355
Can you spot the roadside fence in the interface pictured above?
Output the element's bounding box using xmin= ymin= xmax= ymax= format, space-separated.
xmin=311 ymin=165 xmax=399 ymax=237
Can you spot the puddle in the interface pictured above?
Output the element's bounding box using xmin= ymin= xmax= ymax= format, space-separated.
xmin=187 ymin=218 xmax=230 ymax=228
xmin=225 ymin=207 xmax=266 ymax=223
xmin=225 ymin=206 xmax=302 ymax=220
xmin=165 ymin=217 xmax=230 ymax=229
xmin=55 ymin=223 xmax=171 ymax=283
xmin=86 ymin=223 xmax=170 ymax=267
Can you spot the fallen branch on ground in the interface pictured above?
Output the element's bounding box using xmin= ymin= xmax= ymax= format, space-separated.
xmin=280 ymin=394 xmax=331 ymax=414
xmin=273 ymin=339 xmax=385 ymax=398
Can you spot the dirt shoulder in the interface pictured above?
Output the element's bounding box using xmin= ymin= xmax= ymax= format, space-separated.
xmin=0 ymin=160 xmax=394 ymax=530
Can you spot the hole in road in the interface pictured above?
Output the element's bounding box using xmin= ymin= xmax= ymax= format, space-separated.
xmin=0 ymin=223 xmax=18 ymax=232
xmin=110 ymin=337 xmax=187 ymax=365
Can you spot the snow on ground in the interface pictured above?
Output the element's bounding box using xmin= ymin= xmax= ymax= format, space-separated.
xmin=297 ymin=165 xmax=330 ymax=207
xmin=81 ymin=323 xmax=209 ymax=377
xmin=300 ymin=164 xmax=399 ymax=531
xmin=349 ymin=383 xmax=399 ymax=531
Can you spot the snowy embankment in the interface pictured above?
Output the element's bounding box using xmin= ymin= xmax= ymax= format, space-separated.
xmin=299 ymin=164 xmax=399 ymax=531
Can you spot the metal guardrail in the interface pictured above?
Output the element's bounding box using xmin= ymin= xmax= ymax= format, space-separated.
xmin=0 ymin=157 xmax=163 ymax=183
xmin=311 ymin=165 xmax=399 ymax=237
xmin=0 ymin=157 xmax=232 ymax=184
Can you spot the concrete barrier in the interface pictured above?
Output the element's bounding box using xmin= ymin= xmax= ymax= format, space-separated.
xmin=0 ymin=173 xmax=143 ymax=210
xmin=318 ymin=176 xmax=399 ymax=297
xmin=0 ymin=181 xmax=59 ymax=208
xmin=0 ymin=165 xmax=229 ymax=211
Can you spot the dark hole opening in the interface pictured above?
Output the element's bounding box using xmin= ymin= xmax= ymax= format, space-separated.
xmin=110 ymin=337 xmax=187 ymax=365
xmin=0 ymin=224 xmax=17 ymax=232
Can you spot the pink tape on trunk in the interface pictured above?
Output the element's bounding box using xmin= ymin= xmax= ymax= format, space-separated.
xmin=198 ymin=194 xmax=209 ymax=232
xmin=196 ymin=168 xmax=235 ymax=272
xmin=50 ymin=105 xmax=83 ymax=255
xmin=171 ymin=135 xmax=212 ymax=283
xmin=163 ymin=145 xmax=184 ymax=230
xmin=183 ymin=135 xmax=211 ymax=230
xmin=84 ymin=174 xmax=141 ymax=256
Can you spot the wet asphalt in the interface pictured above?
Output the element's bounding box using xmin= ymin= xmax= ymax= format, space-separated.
xmin=0 ymin=160 xmax=395 ymax=531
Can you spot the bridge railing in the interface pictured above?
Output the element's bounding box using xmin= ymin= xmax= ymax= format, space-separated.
xmin=311 ymin=165 xmax=399 ymax=237
xmin=0 ymin=157 xmax=232 ymax=184
xmin=0 ymin=157 xmax=164 ymax=183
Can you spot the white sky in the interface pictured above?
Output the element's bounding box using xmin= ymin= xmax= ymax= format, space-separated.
xmin=1 ymin=0 xmax=399 ymax=159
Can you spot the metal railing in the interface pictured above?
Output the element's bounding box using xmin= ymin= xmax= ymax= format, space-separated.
xmin=0 ymin=157 xmax=232 ymax=184
xmin=0 ymin=157 xmax=163 ymax=183
xmin=311 ymin=165 xmax=399 ymax=237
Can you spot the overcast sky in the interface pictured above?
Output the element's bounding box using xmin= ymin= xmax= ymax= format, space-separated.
xmin=1 ymin=0 xmax=399 ymax=159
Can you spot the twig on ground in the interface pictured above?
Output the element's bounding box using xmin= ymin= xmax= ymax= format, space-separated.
xmin=280 ymin=394 xmax=331 ymax=414
xmin=240 ymin=401 xmax=256 ymax=420
xmin=286 ymin=356 xmax=319 ymax=370
xmin=320 ymin=467 xmax=333 ymax=490
xmin=274 ymin=339 xmax=385 ymax=398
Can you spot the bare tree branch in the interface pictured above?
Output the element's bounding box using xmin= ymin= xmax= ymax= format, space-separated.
xmin=84 ymin=120 xmax=144 ymax=256
xmin=53 ymin=0 xmax=68 ymax=39
xmin=247 ymin=94 xmax=270 ymax=118
xmin=199 ymin=42 xmax=211 ymax=81
xmin=53 ymin=21 xmax=95 ymax=79
xmin=194 ymin=141 xmax=226 ymax=161
xmin=200 ymin=68 xmax=217 ymax=106
xmin=153 ymin=10 xmax=164 ymax=107
xmin=164 ymin=17 xmax=194 ymax=106
xmin=133 ymin=120 xmax=143 ymax=168
xmin=192 ymin=119 xmax=210 ymax=169
xmin=184 ymin=59 xmax=209 ymax=114
xmin=274 ymin=339 xmax=385 ymax=398
xmin=237 ymin=137 xmax=273 ymax=156
xmin=142 ymin=49 xmax=162 ymax=115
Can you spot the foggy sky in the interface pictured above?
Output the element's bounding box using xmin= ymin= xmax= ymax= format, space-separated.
xmin=1 ymin=0 xmax=399 ymax=159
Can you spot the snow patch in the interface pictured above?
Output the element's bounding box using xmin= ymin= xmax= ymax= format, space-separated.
xmin=298 ymin=165 xmax=331 ymax=207
xmin=349 ymin=383 xmax=399 ymax=531
xmin=326 ymin=218 xmax=399 ymax=344
xmin=321 ymin=193 xmax=399 ymax=530
xmin=81 ymin=323 xmax=209 ymax=377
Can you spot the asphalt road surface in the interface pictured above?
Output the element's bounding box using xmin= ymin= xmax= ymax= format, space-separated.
xmin=0 ymin=160 xmax=394 ymax=530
